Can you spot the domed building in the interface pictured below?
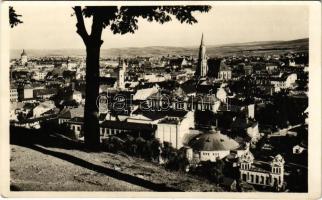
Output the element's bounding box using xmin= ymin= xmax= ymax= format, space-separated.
xmin=21 ymin=49 xmax=28 ymax=65
xmin=188 ymin=130 xmax=249 ymax=162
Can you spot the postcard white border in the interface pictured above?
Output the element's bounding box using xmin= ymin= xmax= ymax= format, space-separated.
xmin=0 ymin=1 xmax=321 ymax=199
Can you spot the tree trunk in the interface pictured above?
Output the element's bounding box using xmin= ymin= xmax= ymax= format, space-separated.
xmin=84 ymin=43 xmax=101 ymax=148
xmin=73 ymin=7 xmax=104 ymax=149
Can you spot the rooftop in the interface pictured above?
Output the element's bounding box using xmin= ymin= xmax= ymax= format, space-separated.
xmin=100 ymin=120 xmax=157 ymax=132
xmin=58 ymin=106 xmax=84 ymax=119
xmin=132 ymin=109 xmax=188 ymax=121
xmin=189 ymin=130 xmax=240 ymax=151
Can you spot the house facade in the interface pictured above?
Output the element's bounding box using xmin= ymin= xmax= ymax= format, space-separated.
xmin=155 ymin=111 xmax=195 ymax=149
xmin=10 ymin=87 xmax=18 ymax=102
xmin=239 ymin=151 xmax=285 ymax=190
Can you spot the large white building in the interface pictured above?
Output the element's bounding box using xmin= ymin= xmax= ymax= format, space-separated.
xmin=155 ymin=111 xmax=195 ymax=149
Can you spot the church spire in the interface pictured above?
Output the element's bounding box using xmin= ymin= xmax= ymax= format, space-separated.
xmin=195 ymin=33 xmax=208 ymax=78
xmin=201 ymin=33 xmax=204 ymax=46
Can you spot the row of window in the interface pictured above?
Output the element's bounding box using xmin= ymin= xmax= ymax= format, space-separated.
xmin=202 ymin=152 xmax=220 ymax=157
xmin=100 ymin=128 xmax=129 ymax=136
xmin=240 ymin=163 xmax=251 ymax=170
xmin=67 ymin=123 xmax=132 ymax=136
xmin=242 ymin=172 xmax=282 ymax=185
xmin=149 ymin=101 xmax=215 ymax=109
xmin=272 ymin=167 xmax=282 ymax=174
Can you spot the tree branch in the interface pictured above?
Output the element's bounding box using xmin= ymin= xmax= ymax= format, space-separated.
xmin=73 ymin=6 xmax=90 ymax=45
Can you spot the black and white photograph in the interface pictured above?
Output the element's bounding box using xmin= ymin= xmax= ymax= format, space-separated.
xmin=1 ymin=1 xmax=321 ymax=198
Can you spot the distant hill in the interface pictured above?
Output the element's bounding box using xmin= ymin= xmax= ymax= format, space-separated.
xmin=10 ymin=38 xmax=308 ymax=59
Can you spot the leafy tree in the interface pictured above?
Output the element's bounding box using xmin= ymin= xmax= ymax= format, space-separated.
xmin=17 ymin=112 xmax=27 ymax=122
xmin=9 ymin=7 xmax=23 ymax=28
xmin=150 ymin=138 xmax=161 ymax=161
xmin=73 ymin=6 xmax=211 ymax=148
xmin=161 ymin=141 xmax=177 ymax=161
xmin=135 ymin=136 xmax=146 ymax=157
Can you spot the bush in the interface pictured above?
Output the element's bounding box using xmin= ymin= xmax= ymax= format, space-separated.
xmin=56 ymin=124 xmax=77 ymax=139
xmin=103 ymin=136 xmax=125 ymax=153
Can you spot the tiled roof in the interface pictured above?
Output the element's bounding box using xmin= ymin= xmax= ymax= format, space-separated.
xmin=189 ymin=130 xmax=240 ymax=151
xmin=132 ymin=109 xmax=188 ymax=121
xmin=58 ymin=106 xmax=84 ymax=119
xmin=180 ymin=79 xmax=197 ymax=94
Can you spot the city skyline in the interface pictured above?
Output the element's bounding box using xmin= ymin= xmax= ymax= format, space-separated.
xmin=10 ymin=5 xmax=308 ymax=50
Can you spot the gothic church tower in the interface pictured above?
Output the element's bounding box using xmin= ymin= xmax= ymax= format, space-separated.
xmin=195 ymin=33 xmax=208 ymax=78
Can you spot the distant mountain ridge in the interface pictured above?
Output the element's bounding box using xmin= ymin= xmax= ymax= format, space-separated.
xmin=10 ymin=38 xmax=308 ymax=59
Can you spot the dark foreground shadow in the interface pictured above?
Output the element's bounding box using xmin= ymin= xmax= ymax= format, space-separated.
xmin=10 ymin=126 xmax=182 ymax=192
xmin=10 ymin=126 xmax=84 ymax=151
xmin=26 ymin=145 xmax=181 ymax=192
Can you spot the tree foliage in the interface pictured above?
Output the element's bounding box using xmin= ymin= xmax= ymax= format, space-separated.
xmin=74 ymin=6 xmax=211 ymax=45
xmin=9 ymin=7 xmax=23 ymax=28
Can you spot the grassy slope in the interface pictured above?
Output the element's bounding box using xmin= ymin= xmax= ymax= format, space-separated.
xmin=10 ymin=144 xmax=223 ymax=192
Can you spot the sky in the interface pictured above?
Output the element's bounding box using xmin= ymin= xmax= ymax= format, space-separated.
xmin=10 ymin=5 xmax=309 ymax=49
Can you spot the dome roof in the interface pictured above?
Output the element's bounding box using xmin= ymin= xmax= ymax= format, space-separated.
xmin=189 ymin=131 xmax=240 ymax=151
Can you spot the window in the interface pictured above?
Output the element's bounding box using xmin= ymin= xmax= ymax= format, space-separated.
xmin=242 ymin=174 xmax=247 ymax=181
xmin=261 ymin=176 xmax=265 ymax=184
xmin=77 ymin=126 xmax=81 ymax=131
xmin=177 ymin=102 xmax=184 ymax=110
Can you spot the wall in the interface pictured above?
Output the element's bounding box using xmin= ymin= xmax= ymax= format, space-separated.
xmin=199 ymin=150 xmax=230 ymax=162
xmin=24 ymin=88 xmax=33 ymax=99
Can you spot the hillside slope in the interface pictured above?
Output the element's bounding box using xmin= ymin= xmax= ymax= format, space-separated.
xmin=10 ymin=144 xmax=224 ymax=192
xmin=10 ymin=38 xmax=308 ymax=59
xmin=10 ymin=128 xmax=223 ymax=192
